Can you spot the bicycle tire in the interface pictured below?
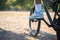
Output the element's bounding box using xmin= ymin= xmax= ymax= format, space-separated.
xmin=29 ymin=7 xmax=41 ymax=37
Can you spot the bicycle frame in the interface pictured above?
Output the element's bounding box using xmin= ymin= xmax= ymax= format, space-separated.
xmin=42 ymin=0 xmax=60 ymax=30
xmin=29 ymin=0 xmax=60 ymax=39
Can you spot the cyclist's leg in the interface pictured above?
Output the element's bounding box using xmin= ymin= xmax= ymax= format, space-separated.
xmin=29 ymin=0 xmax=44 ymax=19
xmin=35 ymin=0 xmax=42 ymax=12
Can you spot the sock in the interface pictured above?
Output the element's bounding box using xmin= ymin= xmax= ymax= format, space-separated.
xmin=35 ymin=4 xmax=42 ymax=12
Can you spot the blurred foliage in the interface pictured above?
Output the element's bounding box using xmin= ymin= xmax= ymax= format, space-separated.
xmin=0 ymin=0 xmax=60 ymax=10
xmin=6 ymin=0 xmax=34 ymax=10
xmin=0 ymin=0 xmax=7 ymax=10
xmin=58 ymin=4 xmax=60 ymax=11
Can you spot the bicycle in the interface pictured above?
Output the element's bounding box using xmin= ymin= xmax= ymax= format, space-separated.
xmin=29 ymin=0 xmax=60 ymax=37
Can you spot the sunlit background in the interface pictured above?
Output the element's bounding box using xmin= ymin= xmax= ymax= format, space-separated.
xmin=0 ymin=0 xmax=59 ymax=11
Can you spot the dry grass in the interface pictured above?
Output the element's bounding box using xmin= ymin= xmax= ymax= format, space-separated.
xmin=0 ymin=11 xmax=57 ymax=40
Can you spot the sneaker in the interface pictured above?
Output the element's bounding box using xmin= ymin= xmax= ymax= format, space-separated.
xmin=29 ymin=10 xmax=44 ymax=19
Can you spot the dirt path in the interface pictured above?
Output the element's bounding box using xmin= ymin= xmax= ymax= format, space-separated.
xmin=0 ymin=11 xmax=57 ymax=40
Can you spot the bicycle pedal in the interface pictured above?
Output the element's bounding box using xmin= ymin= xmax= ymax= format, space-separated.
xmin=34 ymin=18 xmax=44 ymax=20
xmin=49 ymin=25 xmax=53 ymax=27
xmin=30 ymin=19 xmax=38 ymax=22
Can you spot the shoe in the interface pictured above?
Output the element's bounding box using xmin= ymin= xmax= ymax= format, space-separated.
xmin=29 ymin=10 xmax=44 ymax=19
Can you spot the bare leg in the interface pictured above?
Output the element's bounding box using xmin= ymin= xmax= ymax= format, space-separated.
xmin=35 ymin=0 xmax=41 ymax=4
xmin=34 ymin=0 xmax=42 ymax=12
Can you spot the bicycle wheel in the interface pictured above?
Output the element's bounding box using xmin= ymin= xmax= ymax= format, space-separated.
xmin=29 ymin=7 xmax=41 ymax=37
xmin=54 ymin=16 xmax=60 ymax=40
xmin=53 ymin=3 xmax=60 ymax=30
xmin=57 ymin=16 xmax=60 ymax=26
xmin=55 ymin=3 xmax=60 ymax=25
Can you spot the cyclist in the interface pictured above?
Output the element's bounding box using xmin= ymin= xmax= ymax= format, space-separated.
xmin=29 ymin=0 xmax=44 ymax=19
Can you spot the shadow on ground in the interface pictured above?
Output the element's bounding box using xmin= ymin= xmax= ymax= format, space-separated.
xmin=26 ymin=29 xmax=57 ymax=40
xmin=0 ymin=28 xmax=57 ymax=40
xmin=0 ymin=28 xmax=30 ymax=40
